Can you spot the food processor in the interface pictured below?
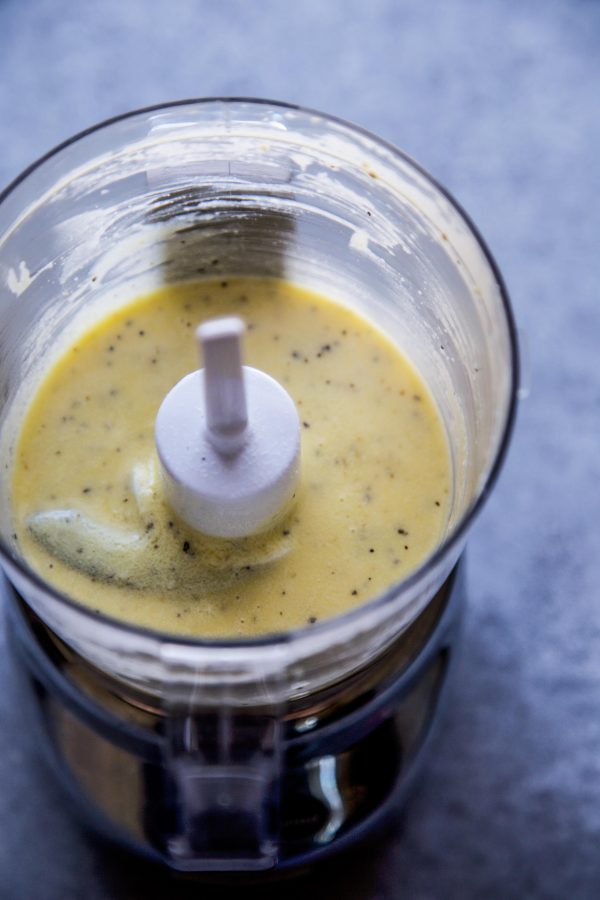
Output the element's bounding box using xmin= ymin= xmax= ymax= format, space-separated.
xmin=0 ymin=99 xmax=518 ymax=873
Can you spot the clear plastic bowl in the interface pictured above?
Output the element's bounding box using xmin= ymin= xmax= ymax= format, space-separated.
xmin=0 ymin=99 xmax=518 ymax=707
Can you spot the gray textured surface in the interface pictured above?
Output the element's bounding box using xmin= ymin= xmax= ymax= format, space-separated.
xmin=0 ymin=0 xmax=599 ymax=897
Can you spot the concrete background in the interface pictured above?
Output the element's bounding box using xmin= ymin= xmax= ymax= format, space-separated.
xmin=0 ymin=0 xmax=599 ymax=897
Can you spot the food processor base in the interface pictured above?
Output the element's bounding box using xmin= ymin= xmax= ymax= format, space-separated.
xmin=4 ymin=560 xmax=464 ymax=875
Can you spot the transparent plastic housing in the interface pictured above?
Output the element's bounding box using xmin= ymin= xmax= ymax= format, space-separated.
xmin=0 ymin=99 xmax=517 ymax=707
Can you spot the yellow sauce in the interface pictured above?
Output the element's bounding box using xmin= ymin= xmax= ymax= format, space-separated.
xmin=11 ymin=278 xmax=451 ymax=637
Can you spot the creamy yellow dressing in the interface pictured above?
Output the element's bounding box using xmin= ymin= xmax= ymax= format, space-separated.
xmin=11 ymin=278 xmax=451 ymax=637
